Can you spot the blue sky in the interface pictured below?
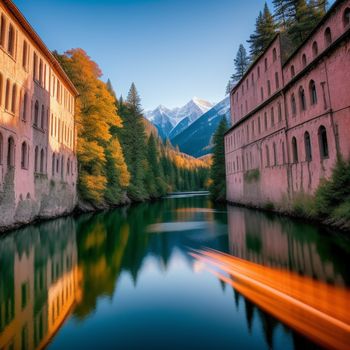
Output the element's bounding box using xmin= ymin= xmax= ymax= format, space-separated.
xmin=15 ymin=0 xmax=274 ymax=110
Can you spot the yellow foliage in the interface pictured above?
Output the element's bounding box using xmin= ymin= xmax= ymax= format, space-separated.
xmin=80 ymin=173 xmax=107 ymax=203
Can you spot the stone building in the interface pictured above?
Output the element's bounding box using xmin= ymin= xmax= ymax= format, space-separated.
xmin=0 ymin=0 xmax=78 ymax=229
xmin=225 ymin=0 xmax=350 ymax=209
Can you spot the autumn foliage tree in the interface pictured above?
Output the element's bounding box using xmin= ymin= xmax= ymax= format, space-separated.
xmin=54 ymin=49 xmax=129 ymax=205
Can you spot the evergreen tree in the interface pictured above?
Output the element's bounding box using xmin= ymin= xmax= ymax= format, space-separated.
xmin=273 ymin=0 xmax=291 ymax=30
xmin=210 ymin=118 xmax=228 ymax=202
xmin=248 ymin=3 xmax=276 ymax=60
xmin=119 ymin=83 xmax=148 ymax=201
xmin=231 ymin=44 xmax=250 ymax=82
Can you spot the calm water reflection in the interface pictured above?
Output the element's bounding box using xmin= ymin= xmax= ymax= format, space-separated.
xmin=0 ymin=194 xmax=349 ymax=349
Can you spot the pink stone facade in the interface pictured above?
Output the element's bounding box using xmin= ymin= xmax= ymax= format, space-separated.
xmin=0 ymin=0 xmax=79 ymax=229
xmin=225 ymin=0 xmax=350 ymax=209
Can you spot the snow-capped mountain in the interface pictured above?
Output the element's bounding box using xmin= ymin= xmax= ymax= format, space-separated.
xmin=145 ymin=98 xmax=213 ymax=139
xmin=171 ymin=97 xmax=231 ymax=158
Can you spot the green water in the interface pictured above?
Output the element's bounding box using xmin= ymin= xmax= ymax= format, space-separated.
xmin=0 ymin=193 xmax=349 ymax=349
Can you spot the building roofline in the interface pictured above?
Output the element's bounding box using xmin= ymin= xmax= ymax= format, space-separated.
xmin=225 ymin=26 xmax=350 ymax=136
xmin=230 ymin=33 xmax=280 ymax=95
xmin=2 ymin=0 xmax=79 ymax=96
xmin=282 ymin=0 xmax=345 ymax=67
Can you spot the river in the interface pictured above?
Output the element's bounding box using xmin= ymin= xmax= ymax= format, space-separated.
xmin=0 ymin=193 xmax=349 ymax=349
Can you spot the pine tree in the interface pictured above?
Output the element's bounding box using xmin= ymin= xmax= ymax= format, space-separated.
xmin=210 ymin=118 xmax=228 ymax=202
xmin=119 ymin=83 xmax=148 ymax=201
xmin=248 ymin=3 xmax=276 ymax=60
xmin=231 ymin=44 xmax=250 ymax=83
xmin=273 ymin=0 xmax=291 ymax=30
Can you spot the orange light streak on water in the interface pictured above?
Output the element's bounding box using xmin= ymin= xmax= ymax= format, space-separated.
xmin=191 ymin=249 xmax=350 ymax=350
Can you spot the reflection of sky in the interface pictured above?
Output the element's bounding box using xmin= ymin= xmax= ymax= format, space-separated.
xmin=49 ymin=251 xmax=294 ymax=350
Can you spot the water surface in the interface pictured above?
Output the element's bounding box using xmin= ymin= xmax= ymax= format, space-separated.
xmin=0 ymin=194 xmax=349 ymax=349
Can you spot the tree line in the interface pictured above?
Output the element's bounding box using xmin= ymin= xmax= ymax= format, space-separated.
xmin=54 ymin=49 xmax=210 ymax=207
xmin=226 ymin=0 xmax=328 ymax=93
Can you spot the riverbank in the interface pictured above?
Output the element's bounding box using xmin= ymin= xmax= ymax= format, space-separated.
xmin=226 ymin=199 xmax=350 ymax=233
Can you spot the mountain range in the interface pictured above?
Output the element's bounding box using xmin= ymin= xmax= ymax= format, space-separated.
xmin=145 ymin=96 xmax=231 ymax=158
xmin=171 ymin=97 xmax=230 ymax=158
xmin=145 ymin=97 xmax=213 ymax=139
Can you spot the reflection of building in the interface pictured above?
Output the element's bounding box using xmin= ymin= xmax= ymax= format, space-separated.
xmin=0 ymin=0 xmax=78 ymax=230
xmin=227 ymin=206 xmax=346 ymax=286
xmin=225 ymin=0 xmax=350 ymax=207
xmin=0 ymin=218 xmax=81 ymax=350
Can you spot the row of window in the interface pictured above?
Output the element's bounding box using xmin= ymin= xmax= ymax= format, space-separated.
xmin=50 ymin=114 xmax=74 ymax=149
xmin=226 ymin=125 xmax=329 ymax=174
xmin=233 ymin=7 xmax=350 ymax=118
xmin=0 ymin=10 xmax=74 ymax=114
xmin=0 ymin=74 xmax=17 ymax=114
xmin=290 ymin=80 xmax=318 ymax=117
xmin=226 ymin=101 xmax=284 ymax=151
xmin=0 ymin=13 xmax=16 ymax=57
xmin=289 ymin=8 xmax=350 ymax=80
xmin=0 ymin=132 xmax=74 ymax=178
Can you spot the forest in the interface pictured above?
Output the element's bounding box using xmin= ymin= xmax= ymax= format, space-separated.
xmin=54 ymin=49 xmax=210 ymax=207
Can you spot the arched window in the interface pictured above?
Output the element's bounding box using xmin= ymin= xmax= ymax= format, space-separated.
xmin=304 ymin=132 xmax=312 ymax=161
xmin=282 ymin=141 xmax=286 ymax=164
xmin=41 ymin=105 xmax=45 ymax=129
xmin=7 ymin=137 xmax=15 ymax=168
xmin=299 ymin=87 xmax=306 ymax=111
xmin=273 ymin=48 xmax=277 ymax=62
xmin=0 ymin=15 xmax=6 ymax=47
xmin=0 ymin=133 xmax=3 ymax=164
xmin=39 ymin=59 xmax=43 ymax=85
xmin=52 ymin=153 xmax=55 ymax=176
xmin=61 ymin=156 xmax=64 ymax=179
xmin=7 ymin=24 xmax=15 ymax=56
xmin=312 ymin=41 xmax=318 ymax=57
xmin=265 ymin=145 xmax=270 ymax=167
xmin=302 ymin=54 xmax=307 ymax=67
xmin=318 ymin=126 xmax=329 ymax=159
xmin=309 ymin=80 xmax=317 ymax=105
xmin=34 ymin=100 xmax=39 ymax=126
xmin=22 ymin=40 xmax=28 ymax=69
xmin=273 ymin=142 xmax=277 ymax=166
xmin=264 ymin=112 xmax=268 ymax=130
xmin=34 ymin=146 xmax=38 ymax=173
xmin=275 ymin=72 xmax=279 ymax=89
xmin=278 ymin=102 xmax=282 ymax=122
xmin=0 ymin=73 xmax=3 ymax=106
xmin=21 ymin=142 xmax=28 ymax=169
xmin=11 ymin=84 xmax=17 ymax=114
xmin=40 ymin=149 xmax=44 ymax=173
xmin=5 ymin=79 xmax=10 ymax=110
xmin=56 ymin=157 xmax=59 ymax=173
xmin=261 ymin=87 xmax=264 ymax=101
xmin=258 ymin=116 xmax=261 ymax=134
xmin=264 ymin=58 xmax=268 ymax=71
xmin=67 ymin=158 xmax=70 ymax=175
xmin=33 ymin=52 xmax=38 ymax=80
xmin=258 ymin=65 xmax=260 ymax=78
xmin=267 ymin=80 xmax=271 ymax=96
xmin=344 ymin=8 xmax=350 ymax=27
xmin=324 ymin=27 xmax=332 ymax=46
xmin=22 ymin=92 xmax=28 ymax=121
xmin=291 ymin=65 xmax=295 ymax=78
xmin=291 ymin=94 xmax=297 ymax=116
xmin=271 ymin=107 xmax=275 ymax=126
xmin=292 ymin=137 xmax=298 ymax=163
